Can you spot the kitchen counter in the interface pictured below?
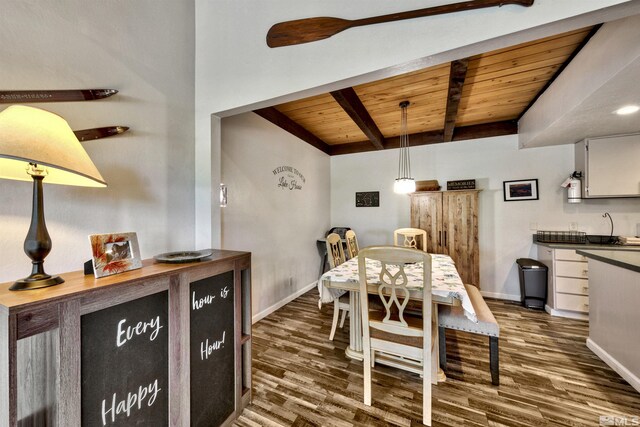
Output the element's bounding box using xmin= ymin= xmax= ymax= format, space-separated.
xmin=532 ymin=236 xmax=640 ymax=252
xmin=576 ymin=249 xmax=640 ymax=273
xmin=578 ymin=250 xmax=640 ymax=393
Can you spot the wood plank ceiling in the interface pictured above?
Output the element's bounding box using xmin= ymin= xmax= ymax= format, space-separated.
xmin=255 ymin=26 xmax=598 ymax=155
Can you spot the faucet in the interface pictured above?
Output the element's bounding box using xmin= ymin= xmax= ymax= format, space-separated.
xmin=603 ymin=212 xmax=614 ymax=243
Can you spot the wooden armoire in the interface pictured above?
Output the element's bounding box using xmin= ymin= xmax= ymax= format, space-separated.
xmin=409 ymin=190 xmax=480 ymax=287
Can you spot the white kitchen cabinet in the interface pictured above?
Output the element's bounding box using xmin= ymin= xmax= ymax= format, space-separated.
xmin=575 ymin=133 xmax=640 ymax=198
xmin=537 ymin=247 xmax=589 ymax=319
xmin=555 ymin=260 xmax=588 ymax=278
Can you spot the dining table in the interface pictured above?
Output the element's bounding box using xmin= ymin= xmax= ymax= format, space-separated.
xmin=320 ymin=252 xmax=477 ymax=382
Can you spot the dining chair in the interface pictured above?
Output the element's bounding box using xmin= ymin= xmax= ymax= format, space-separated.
xmin=317 ymin=226 xmax=352 ymax=281
xmin=358 ymin=246 xmax=433 ymax=426
xmin=394 ymin=227 xmax=427 ymax=251
xmin=345 ymin=229 xmax=359 ymax=259
xmin=325 ymin=233 xmax=350 ymax=341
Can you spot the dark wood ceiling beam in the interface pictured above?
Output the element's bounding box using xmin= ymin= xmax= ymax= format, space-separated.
xmin=452 ymin=120 xmax=517 ymax=141
xmin=328 ymin=140 xmax=383 ymax=156
xmin=329 ymin=130 xmax=442 ymax=155
xmin=443 ymin=58 xmax=470 ymax=143
xmin=329 ymin=120 xmax=517 ymax=155
xmin=330 ymin=88 xmax=385 ymax=150
xmin=383 ymin=130 xmax=443 ymax=150
xmin=253 ymin=107 xmax=331 ymax=154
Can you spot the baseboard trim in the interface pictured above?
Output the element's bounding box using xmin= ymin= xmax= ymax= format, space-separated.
xmin=587 ymin=338 xmax=640 ymax=393
xmin=479 ymin=291 xmax=520 ymax=301
xmin=545 ymin=305 xmax=588 ymax=320
xmin=252 ymin=281 xmax=317 ymax=324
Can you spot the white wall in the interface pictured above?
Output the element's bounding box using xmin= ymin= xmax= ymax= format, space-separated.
xmin=0 ymin=1 xmax=195 ymax=283
xmin=221 ymin=113 xmax=330 ymax=320
xmin=330 ymin=135 xmax=640 ymax=300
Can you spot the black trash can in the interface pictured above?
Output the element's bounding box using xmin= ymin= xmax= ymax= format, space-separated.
xmin=516 ymin=258 xmax=548 ymax=310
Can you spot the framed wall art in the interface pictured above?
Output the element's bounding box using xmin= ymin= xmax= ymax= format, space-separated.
xmin=503 ymin=179 xmax=539 ymax=201
xmin=355 ymin=191 xmax=379 ymax=207
xmin=89 ymin=232 xmax=142 ymax=278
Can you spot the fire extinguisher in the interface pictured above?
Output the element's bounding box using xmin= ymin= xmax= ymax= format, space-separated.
xmin=561 ymin=171 xmax=582 ymax=204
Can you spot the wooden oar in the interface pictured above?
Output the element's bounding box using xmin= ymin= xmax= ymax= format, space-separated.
xmin=73 ymin=126 xmax=129 ymax=142
xmin=0 ymin=89 xmax=118 ymax=103
xmin=267 ymin=0 xmax=534 ymax=48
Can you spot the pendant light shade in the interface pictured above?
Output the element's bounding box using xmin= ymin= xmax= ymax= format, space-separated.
xmin=394 ymin=101 xmax=415 ymax=194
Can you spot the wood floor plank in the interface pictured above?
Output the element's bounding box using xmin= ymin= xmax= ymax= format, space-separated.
xmin=235 ymin=292 xmax=639 ymax=426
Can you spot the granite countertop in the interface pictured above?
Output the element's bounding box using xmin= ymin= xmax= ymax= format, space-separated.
xmin=532 ymin=237 xmax=640 ymax=252
xmin=575 ymin=249 xmax=640 ymax=273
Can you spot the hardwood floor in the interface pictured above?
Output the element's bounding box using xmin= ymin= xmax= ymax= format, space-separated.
xmin=234 ymin=291 xmax=639 ymax=426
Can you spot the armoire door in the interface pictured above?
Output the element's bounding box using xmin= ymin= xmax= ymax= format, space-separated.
xmin=410 ymin=192 xmax=442 ymax=253
xmin=442 ymin=191 xmax=479 ymax=287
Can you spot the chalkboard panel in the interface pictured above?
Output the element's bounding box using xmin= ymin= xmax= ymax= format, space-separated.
xmin=355 ymin=191 xmax=380 ymax=207
xmin=81 ymin=291 xmax=168 ymax=426
xmin=190 ymin=271 xmax=235 ymax=427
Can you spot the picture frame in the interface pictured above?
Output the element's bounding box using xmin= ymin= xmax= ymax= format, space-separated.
xmin=503 ymin=179 xmax=539 ymax=201
xmin=355 ymin=191 xmax=379 ymax=207
xmin=89 ymin=232 xmax=142 ymax=278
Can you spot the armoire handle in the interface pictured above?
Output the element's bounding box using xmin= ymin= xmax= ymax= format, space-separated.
xmin=443 ymin=230 xmax=447 ymax=247
xmin=438 ymin=231 xmax=442 ymax=246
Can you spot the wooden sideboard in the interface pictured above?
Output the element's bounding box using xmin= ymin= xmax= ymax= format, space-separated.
xmin=0 ymin=249 xmax=251 ymax=427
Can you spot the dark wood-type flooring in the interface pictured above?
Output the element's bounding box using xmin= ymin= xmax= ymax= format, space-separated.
xmin=234 ymin=290 xmax=639 ymax=426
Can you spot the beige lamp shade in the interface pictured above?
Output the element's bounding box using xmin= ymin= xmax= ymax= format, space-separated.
xmin=0 ymin=105 xmax=106 ymax=187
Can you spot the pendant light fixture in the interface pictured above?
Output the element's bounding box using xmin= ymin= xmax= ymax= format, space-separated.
xmin=394 ymin=100 xmax=416 ymax=194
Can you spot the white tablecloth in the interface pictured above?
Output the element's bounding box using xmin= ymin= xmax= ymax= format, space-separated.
xmin=319 ymin=254 xmax=477 ymax=322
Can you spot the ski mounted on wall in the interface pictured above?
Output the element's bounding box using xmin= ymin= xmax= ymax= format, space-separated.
xmin=267 ymin=0 xmax=534 ymax=48
xmin=73 ymin=126 xmax=129 ymax=142
xmin=0 ymin=89 xmax=118 ymax=103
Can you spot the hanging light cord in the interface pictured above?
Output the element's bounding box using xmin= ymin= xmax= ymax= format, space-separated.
xmin=398 ymin=101 xmax=411 ymax=179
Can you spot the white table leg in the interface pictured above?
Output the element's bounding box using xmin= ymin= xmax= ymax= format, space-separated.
xmin=432 ymin=304 xmax=446 ymax=383
xmin=344 ymin=290 xmax=363 ymax=361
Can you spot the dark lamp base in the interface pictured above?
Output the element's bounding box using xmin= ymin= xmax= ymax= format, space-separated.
xmin=10 ymin=274 xmax=65 ymax=291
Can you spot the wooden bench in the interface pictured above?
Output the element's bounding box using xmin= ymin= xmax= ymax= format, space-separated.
xmin=438 ymin=284 xmax=500 ymax=385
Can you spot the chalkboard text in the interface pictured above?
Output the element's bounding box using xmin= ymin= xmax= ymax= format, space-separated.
xmin=101 ymin=379 xmax=161 ymax=425
xmin=116 ymin=316 xmax=163 ymax=347
xmin=200 ymin=331 xmax=226 ymax=360
xmin=220 ymin=286 xmax=230 ymax=299
xmin=192 ymin=291 xmax=215 ymax=310
xmin=192 ymin=285 xmax=231 ymax=311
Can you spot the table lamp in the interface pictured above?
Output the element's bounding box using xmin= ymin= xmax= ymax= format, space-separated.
xmin=0 ymin=105 xmax=107 ymax=291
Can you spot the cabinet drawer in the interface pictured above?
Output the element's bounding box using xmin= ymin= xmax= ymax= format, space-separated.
xmin=556 ymin=277 xmax=589 ymax=295
xmin=555 ymin=249 xmax=587 ymax=262
xmin=555 ymin=261 xmax=588 ymax=278
xmin=556 ymin=293 xmax=589 ymax=312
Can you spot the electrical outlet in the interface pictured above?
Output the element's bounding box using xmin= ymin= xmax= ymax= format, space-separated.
xmin=570 ymin=222 xmax=578 ymax=231
xmin=529 ymin=222 xmax=538 ymax=231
